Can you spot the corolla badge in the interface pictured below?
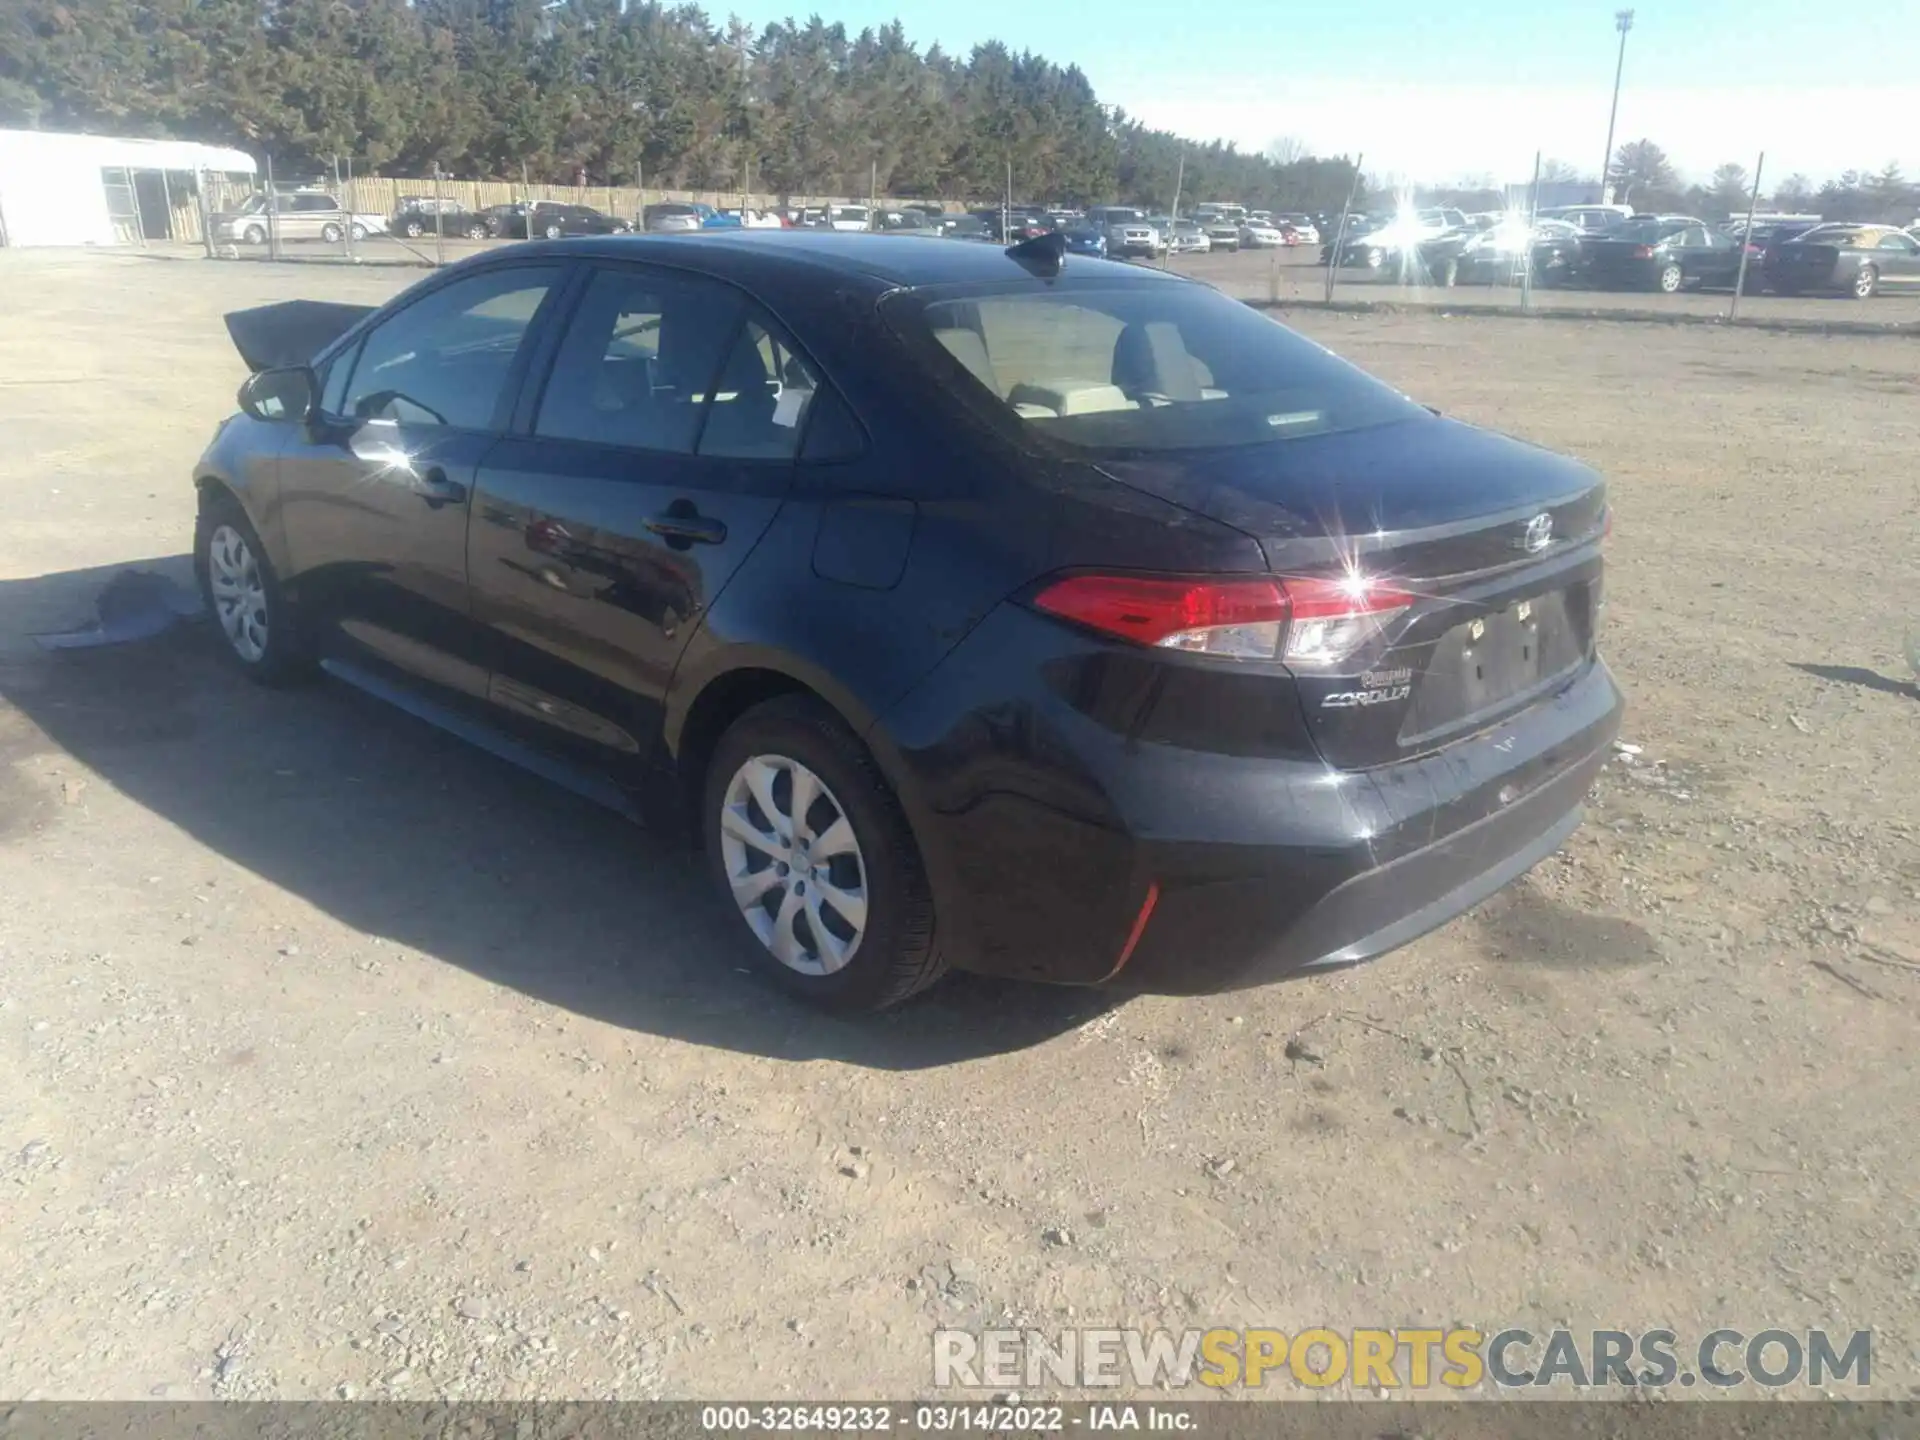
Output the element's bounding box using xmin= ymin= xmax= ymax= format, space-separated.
xmin=1519 ymin=512 xmax=1553 ymax=553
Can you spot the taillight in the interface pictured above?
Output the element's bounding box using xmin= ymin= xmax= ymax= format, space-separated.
xmin=1031 ymin=573 xmax=1410 ymax=665
xmin=1280 ymin=575 xmax=1414 ymax=666
xmin=1632 ymin=245 xmax=1654 ymax=258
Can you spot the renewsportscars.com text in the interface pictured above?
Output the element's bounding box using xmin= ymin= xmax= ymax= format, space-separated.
xmin=932 ymin=1327 xmax=1872 ymax=1391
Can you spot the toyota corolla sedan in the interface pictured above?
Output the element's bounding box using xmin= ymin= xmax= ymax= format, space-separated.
xmin=199 ymin=231 xmax=1622 ymax=1011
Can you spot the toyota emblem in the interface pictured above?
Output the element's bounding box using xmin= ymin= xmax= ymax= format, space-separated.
xmin=1520 ymin=513 xmax=1553 ymax=553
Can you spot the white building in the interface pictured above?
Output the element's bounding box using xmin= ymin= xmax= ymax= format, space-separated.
xmin=0 ymin=129 xmax=256 ymax=247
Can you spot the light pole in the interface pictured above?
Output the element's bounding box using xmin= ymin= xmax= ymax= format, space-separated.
xmin=1599 ymin=9 xmax=1634 ymax=204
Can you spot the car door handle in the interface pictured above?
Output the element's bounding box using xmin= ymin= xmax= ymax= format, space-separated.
xmin=644 ymin=510 xmax=726 ymax=545
xmin=411 ymin=466 xmax=468 ymax=508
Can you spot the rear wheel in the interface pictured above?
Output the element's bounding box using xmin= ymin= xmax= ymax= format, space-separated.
xmin=702 ymin=696 xmax=945 ymax=1012
xmin=349 ymin=222 xmax=368 ymax=242
xmin=542 ymin=220 xmax=563 ymax=239
xmin=1657 ymin=262 xmax=1684 ymax=294
xmin=1852 ymin=265 xmax=1878 ymax=300
xmin=465 ymin=221 xmax=488 ymax=239
xmin=402 ymin=219 xmax=425 ymax=238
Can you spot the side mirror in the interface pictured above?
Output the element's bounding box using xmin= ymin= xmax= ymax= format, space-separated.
xmin=238 ymin=366 xmax=315 ymax=423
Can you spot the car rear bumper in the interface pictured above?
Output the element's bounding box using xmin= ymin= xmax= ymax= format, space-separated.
xmin=875 ymin=602 xmax=1625 ymax=993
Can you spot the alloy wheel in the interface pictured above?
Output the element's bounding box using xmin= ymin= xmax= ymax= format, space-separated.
xmin=719 ymin=754 xmax=869 ymax=975
xmin=1854 ymin=267 xmax=1876 ymax=299
xmin=207 ymin=524 xmax=268 ymax=663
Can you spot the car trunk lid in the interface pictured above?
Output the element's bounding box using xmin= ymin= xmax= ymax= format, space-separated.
xmin=1094 ymin=415 xmax=1607 ymax=768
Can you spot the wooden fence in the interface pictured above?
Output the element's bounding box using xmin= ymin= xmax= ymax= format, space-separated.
xmin=164 ymin=171 xmax=959 ymax=244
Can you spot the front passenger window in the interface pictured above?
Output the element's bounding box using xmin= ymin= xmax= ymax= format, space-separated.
xmin=341 ymin=266 xmax=559 ymax=430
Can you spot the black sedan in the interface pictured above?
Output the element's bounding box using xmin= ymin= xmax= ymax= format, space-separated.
xmin=200 ymin=232 xmax=1622 ymax=1010
xmin=391 ymin=197 xmax=492 ymax=240
xmin=1580 ymin=216 xmax=1742 ymax=293
xmin=486 ymin=202 xmax=632 ymax=239
xmin=1764 ymin=224 xmax=1920 ymax=298
xmin=1448 ymin=220 xmax=1584 ymax=287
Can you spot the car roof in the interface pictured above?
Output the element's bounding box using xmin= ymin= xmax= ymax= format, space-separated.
xmin=495 ymin=231 xmax=1193 ymax=290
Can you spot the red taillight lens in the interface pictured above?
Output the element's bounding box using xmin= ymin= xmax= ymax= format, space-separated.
xmin=1033 ymin=575 xmax=1289 ymax=659
xmin=1031 ymin=573 xmax=1410 ymax=665
xmin=1632 ymin=245 xmax=1654 ymax=258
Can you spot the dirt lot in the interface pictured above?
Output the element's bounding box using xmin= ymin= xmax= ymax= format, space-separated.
xmin=0 ymin=249 xmax=1916 ymax=1402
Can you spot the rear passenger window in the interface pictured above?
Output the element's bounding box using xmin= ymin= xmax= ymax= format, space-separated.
xmin=536 ymin=268 xmax=743 ymax=453
xmin=697 ymin=320 xmax=818 ymax=461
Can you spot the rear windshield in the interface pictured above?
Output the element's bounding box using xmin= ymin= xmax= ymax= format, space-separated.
xmin=882 ymin=283 xmax=1422 ymax=455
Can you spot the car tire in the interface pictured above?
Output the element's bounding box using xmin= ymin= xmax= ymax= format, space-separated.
xmin=1657 ymin=262 xmax=1684 ymax=293
xmin=1852 ymin=265 xmax=1877 ymax=300
xmin=702 ymin=695 xmax=946 ymax=1012
xmin=542 ymin=221 xmax=563 ymax=239
xmin=465 ymin=222 xmax=488 ymax=240
xmin=320 ymin=222 xmax=343 ymax=244
xmin=241 ymin=224 xmax=266 ymax=245
xmin=194 ymin=492 xmax=313 ymax=686
xmin=402 ymin=219 xmax=425 ymax=238
xmin=350 ymin=223 xmax=368 ymax=241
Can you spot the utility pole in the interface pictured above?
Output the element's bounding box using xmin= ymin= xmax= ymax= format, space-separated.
xmin=1599 ymin=10 xmax=1634 ymax=204
xmin=1003 ymin=158 xmax=1012 ymax=243
xmin=1728 ymin=150 xmax=1765 ymax=322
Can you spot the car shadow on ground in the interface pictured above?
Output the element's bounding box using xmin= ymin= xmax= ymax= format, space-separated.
xmin=0 ymin=561 xmax=1119 ymax=1071
xmin=1790 ymin=661 xmax=1918 ymax=701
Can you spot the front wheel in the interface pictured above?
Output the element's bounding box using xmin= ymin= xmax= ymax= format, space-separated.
xmin=1852 ymin=265 xmax=1877 ymax=300
xmin=1657 ymin=262 xmax=1684 ymax=293
xmin=703 ymin=696 xmax=946 ymax=1011
xmin=320 ymin=222 xmax=344 ymax=244
xmin=542 ymin=221 xmax=563 ymax=239
xmin=402 ymin=219 xmax=425 ymax=238
xmin=241 ymin=224 xmax=266 ymax=245
xmin=194 ymin=494 xmax=313 ymax=685
xmin=465 ymin=221 xmax=488 ymax=240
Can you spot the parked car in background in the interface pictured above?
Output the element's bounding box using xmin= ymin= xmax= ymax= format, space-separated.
xmin=1537 ymin=204 xmax=1634 ymax=234
xmin=1166 ymin=220 xmax=1211 ymax=255
xmin=202 ymin=231 xmax=1621 ymax=1011
xmin=1450 ymin=218 xmax=1583 ymax=286
xmin=1764 ymin=223 xmax=1920 ymax=298
xmin=1239 ymin=219 xmax=1287 ymax=249
xmin=644 ymin=202 xmax=713 ymax=233
xmin=210 ymin=191 xmax=386 ymax=246
xmin=390 ymin=196 xmax=490 ymax=240
xmin=939 ymin=214 xmax=993 ymax=241
xmin=825 ymin=205 xmax=873 ymax=232
xmin=1087 ymin=207 xmax=1159 ymax=258
xmin=1574 ymin=216 xmax=1743 ymax=293
xmin=489 ymin=202 xmax=631 ymax=239
xmin=1581 ymin=215 xmax=1740 ymax=293
xmin=1200 ymin=214 xmax=1242 ymax=252
xmin=875 ymin=209 xmax=939 ymax=233
xmin=1276 ymin=214 xmax=1320 ymax=245
xmin=1060 ymin=225 xmax=1108 ymax=257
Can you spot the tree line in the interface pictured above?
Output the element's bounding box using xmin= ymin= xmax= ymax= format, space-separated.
xmin=0 ymin=0 xmax=1366 ymax=212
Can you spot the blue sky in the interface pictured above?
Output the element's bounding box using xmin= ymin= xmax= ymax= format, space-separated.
xmin=723 ymin=0 xmax=1918 ymax=186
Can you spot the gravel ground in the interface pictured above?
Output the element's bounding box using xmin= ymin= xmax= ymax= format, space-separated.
xmin=0 ymin=249 xmax=1916 ymax=1402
